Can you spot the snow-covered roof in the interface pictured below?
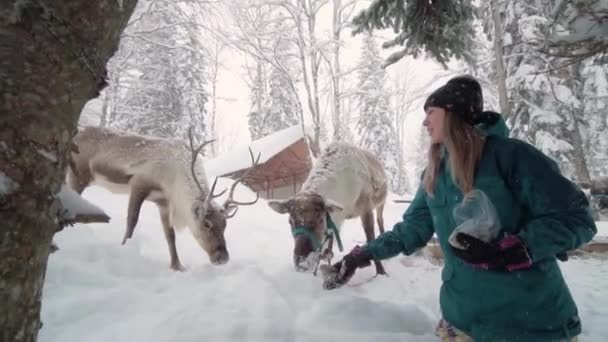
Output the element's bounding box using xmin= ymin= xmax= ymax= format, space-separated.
xmin=205 ymin=125 xmax=311 ymax=178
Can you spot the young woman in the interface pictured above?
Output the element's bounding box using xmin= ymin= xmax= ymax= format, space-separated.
xmin=322 ymin=76 xmax=597 ymax=341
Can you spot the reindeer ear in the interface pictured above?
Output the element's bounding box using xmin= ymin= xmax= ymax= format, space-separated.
xmin=268 ymin=199 xmax=292 ymax=214
xmin=323 ymin=198 xmax=343 ymax=213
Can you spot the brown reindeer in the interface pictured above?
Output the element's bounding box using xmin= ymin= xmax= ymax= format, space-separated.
xmin=66 ymin=126 xmax=259 ymax=270
xmin=268 ymin=142 xmax=388 ymax=275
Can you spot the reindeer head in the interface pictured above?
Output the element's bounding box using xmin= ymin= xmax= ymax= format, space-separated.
xmin=188 ymin=129 xmax=260 ymax=265
xmin=190 ymin=198 xmax=230 ymax=265
xmin=268 ymin=193 xmax=343 ymax=271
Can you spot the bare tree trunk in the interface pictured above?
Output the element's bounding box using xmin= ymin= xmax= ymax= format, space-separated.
xmin=569 ymin=115 xmax=591 ymax=184
xmin=392 ymin=76 xmax=405 ymax=193
xmin=100 ymin=90 xmax=110 ymax=127
xmin=0 ymin=1 xmax=137 ymax=341
xmin=568 ymin=68 xmax=591 ymax=184
xmin=308 ymin=3 xmax=323 ymax=156
xmin=491 ymin=0 xmax=511 ymax=118
xmin=284 ymin=0 xmax=325 ymax=156
xmin=332 ymin=0 xmax=342 ymax=141
xmin=210 ymin=40 xmax=224 ymax=156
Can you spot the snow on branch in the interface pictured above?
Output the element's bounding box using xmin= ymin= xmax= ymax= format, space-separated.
xmin=56 ymin=185 xmax=110 ymax=227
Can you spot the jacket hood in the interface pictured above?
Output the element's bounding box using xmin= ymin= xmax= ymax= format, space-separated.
xmin=476 ymin=111 xmax=509 ymax=138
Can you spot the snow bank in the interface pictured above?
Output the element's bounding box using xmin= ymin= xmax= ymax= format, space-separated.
xmin=40 ymin=182 xmax=608 ymax=341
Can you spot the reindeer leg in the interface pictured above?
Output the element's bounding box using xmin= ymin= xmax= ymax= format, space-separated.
xmin=376 ymin=202 xmax=386 ymax=234
xmin=321 ymin=235 xmax=334 ymax=264
xmin=122 ymin=182 xmax=150 ymax=245
xmin=361 ymin=210 xmax=386 ymax=276
xmin=66 ymin=165 xmax=90 ymax=194
xmin=158 ymin=205 xmax=185 ymax=271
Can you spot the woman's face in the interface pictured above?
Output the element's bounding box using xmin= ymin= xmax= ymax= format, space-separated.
xmin=423 ymin=106 xmax=446 ymax=144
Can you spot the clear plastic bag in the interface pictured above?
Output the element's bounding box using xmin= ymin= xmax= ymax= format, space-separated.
xmin=448 ymin=190 xmax=501 ymax=250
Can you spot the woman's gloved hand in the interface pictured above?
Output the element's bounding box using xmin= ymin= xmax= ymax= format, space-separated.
xmin=450 ymin=233 xmax=532 ymax=271
xmin=322 ymin=245 xmax=372 ymax=290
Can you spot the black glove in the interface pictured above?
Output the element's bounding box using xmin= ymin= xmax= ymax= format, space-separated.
xmin=450 ymin=233 xmax=532 ymax=272
xmin=322 ymin=245 xmax=372 ymax=290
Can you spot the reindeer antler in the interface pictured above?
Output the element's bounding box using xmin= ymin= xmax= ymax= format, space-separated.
xmin=187 ymin=127 xmax=215 ymax=197
xmin=207 ymin=176 xmax=227 ymax=201
xmin=223 ymin=147 xmax=261 ymax=218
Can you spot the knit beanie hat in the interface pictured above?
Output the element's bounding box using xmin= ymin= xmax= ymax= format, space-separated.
xmin=424 ymin=75 xmax=499 ymax=125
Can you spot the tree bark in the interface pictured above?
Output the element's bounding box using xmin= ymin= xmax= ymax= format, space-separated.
xmin=491 ymin=0 xmax=511 ymax=118
xmin=210 ymin=40 xmax=223 ymax=157
xmin=0 ymin=1 xmax=137 ymax=341
xmin=332 ymin=0 xmax=342 ymax=141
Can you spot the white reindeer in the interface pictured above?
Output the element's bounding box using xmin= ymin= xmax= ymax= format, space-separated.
xmin=268 ymin=142 xmax=388 ymax=275
xmin=66 ymin=126 xmax=259 ymax=270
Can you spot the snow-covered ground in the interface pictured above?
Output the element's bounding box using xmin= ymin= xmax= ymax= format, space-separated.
xmin=40 ymin=182 xmax=608 ymax=342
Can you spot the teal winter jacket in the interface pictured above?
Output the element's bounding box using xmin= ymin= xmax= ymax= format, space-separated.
xmin=365 ymin=117 xmax=597 ymax=341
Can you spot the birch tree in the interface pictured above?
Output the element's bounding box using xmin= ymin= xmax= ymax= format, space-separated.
xmin=356 ymin=33 xmax=406 ymax=194
xmin=327 ymin=0 xmax=359 ymax=141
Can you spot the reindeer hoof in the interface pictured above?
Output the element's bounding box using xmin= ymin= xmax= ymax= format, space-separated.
xmin=171 ymin=263 xmax=186 ymax=272
xmin=376 ymin=268 xmax=388 ymax=276
xmin=375 ymin=262 xmax=387 ymax=276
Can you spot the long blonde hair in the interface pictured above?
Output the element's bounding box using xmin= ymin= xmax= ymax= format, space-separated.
xmin=423 ymin=112 xmax=485 ymax=195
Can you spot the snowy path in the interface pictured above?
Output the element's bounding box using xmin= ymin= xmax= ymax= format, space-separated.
xmin=40 ymin=185 xmax=608 ymax=342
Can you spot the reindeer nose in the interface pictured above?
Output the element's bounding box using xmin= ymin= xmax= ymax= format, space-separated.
xmin=293 ymin=236 xmax=314 ymax=272
xmin=294 ymin=236 xmax=313 ymax=257
xmin=210 ymin=249 xmax=229 ymax=265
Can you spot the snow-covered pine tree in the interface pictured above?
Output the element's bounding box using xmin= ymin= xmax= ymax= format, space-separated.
xmin=174 ymin=32 xmax=208 ymax=143
xmin=543 ymin=0 xmax=608 ymax=67
xmin=104 ymin=0 xmax=209 ymax=141
xmin=241 ymin=10 xmax=302 ymax=141
xmin=352 ymin=0 xmax=477 ymax=68
xmin=356 ymin=33 xmax=407 ymax=195
xmin=256 ymin=26 xmax=301 ymax=139
xmin=460 ymin=5 xmax=501 ymax=115
xmin=247 ymin=58 xmax=268 ymax=140
xmin=501 ymin=1 xmax=590 ymax=183
xmin=256 ymin=66 xmax=300 ymax=137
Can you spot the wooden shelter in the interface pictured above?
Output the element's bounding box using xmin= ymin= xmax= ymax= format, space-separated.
xmin=579 ymin=176 xmax=608 ymax=219
xmin=206 ymin=125 xmax=313 ymax=199
xmin=590 ymin=177 xmax=608 ymax=216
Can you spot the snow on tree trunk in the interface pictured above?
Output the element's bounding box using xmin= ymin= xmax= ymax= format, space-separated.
xmin=0 ymin=1 xmax=137 ymax=341
xmin=579 ymin=61 xmax=608 ymax=179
